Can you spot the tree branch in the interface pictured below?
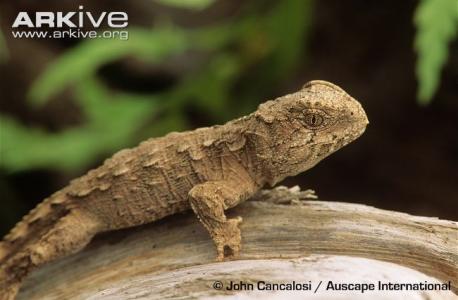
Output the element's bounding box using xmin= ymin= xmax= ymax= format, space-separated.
xmin=18 ymin=186 xmax=457 ymax=299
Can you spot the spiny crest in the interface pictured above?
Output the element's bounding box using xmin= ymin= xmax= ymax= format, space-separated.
xmin=302 ymin=80 xmax=347 ymax=94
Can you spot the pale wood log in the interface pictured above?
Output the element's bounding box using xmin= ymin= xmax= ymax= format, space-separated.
xmin=17 ymin=186 xmax=457 ymax=299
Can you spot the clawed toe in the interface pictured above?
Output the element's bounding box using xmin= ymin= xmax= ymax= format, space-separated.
xmin=214 ymin=217 xmax=242 ymax=261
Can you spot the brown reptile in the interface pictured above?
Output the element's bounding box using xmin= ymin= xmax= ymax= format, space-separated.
xmin=0 ymin=80 xmax=368 ymax=299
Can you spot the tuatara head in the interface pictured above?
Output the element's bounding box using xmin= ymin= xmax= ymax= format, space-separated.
xmin=252 ymin=80 xmax=369 ymax=186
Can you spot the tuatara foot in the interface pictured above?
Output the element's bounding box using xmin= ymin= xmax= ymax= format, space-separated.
xmin=214 ymin=217 xmax=242 ymax=261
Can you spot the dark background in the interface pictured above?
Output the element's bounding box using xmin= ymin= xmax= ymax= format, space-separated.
xmin=0 ymin=0 xmax=457 ymax=236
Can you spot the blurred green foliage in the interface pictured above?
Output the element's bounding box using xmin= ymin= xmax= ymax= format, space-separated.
xmin=154 ymin=0 xmax=216 ymax=10
xmin=28 ymin=28 xmax=189 ymax=105
xmin=414 ymin=0 xmax=458 ymax=104
xmin=2 ymin=0 xmax=453 ymax=174
xmin=2 ymin=79 xmax=159 ymax=171
xmin=1 ymin=0 xmax=312 ymax=173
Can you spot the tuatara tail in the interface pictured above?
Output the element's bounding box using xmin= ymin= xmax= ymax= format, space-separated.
xmin=0 ymin=191 xmax=70 ymax=266
xmin=0 ymin=283 xmax=20 ymax=300
xmin=0 ymin=207 xmax=102 ymax=299
xmin=0 ymin=193 xmax=69 ymax=300
xmin=0 ymin=267 xmax=21 ymax=300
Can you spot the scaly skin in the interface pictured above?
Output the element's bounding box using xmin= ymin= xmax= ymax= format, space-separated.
xmin=0 ymin=80 xmax=368 ymax=299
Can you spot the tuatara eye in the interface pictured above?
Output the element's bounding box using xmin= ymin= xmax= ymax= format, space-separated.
xmin=304 ymin=112 xmax=324 ymax=127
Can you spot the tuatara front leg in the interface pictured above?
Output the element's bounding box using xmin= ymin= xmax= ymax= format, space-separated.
xmin=188 ymin=178 xmax=257 ymax=261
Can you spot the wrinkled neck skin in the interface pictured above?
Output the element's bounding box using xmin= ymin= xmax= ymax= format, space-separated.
xmin=243 ymin=116 xmax=356 ymax=187
xmin=239 ymin=117 xmax=305 ymax=186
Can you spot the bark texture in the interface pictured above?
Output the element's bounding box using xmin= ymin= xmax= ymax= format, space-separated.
xmin=17 ymin=186 xmax=458 ymax=299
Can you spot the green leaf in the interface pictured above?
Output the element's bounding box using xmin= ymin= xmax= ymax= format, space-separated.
xmin=414 ymin=0 xmax=458 ymax=104
xmin=29 ymin=27 xmax=189 ymax=106
xmin=154 ymin=0 xmax=216 ymax=10
xmin=1 ymin=77 xmax=160 ymax=172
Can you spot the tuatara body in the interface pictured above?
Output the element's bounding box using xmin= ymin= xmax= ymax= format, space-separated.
xmin=0 ymin=80 xmax=368 ymax=299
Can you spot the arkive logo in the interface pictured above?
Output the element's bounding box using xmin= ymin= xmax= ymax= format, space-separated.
xmin=12 ymin=6 xmax=128 ymax=28
xmin=11 ymin=6 xmax=129 ymax=40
